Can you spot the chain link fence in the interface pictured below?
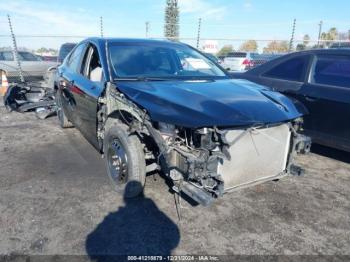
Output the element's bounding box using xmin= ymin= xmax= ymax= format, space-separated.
xmin=0 ymin=34 xmax=348 ymax=85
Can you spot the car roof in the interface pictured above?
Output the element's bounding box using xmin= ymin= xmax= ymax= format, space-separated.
xmin=0 ymin=49 xmax=31 ymax=53
xmin=84 ymin=37 xmax=186 ymax=47
xmin=60 ymin=43 xmax=76 ymax=47
xmin=288 ymin=48 xmax=350 ymax=56
xmin=242 ymin=48 xmax=350 ymax=76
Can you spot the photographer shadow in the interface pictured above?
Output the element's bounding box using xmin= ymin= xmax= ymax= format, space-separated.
xmin=85 ymin=181 xmax=180 ymax=261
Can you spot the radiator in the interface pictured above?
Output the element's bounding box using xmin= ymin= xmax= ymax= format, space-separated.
xmin=218 ymin=123 xmax=291 ymax=192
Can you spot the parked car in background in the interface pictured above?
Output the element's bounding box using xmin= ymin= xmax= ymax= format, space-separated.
xmin=222 ymin=52 xmax=283 ymax=72
xmin=221 ymin=52 xmax=258 ymax=72
xmin=46 ymin=43 xmax=77 ymax=89
xmin=39 ymin=55 xmax=58 ymax=62
xmin=203 ymin=52 xmax=220 ymax=64
xmin=0 ymin=50 xmax=58 ymax=83
xmin=217 ymin=55 xmax=226 ymax=63
xmin=57 ymin=43 xmax=76 ymax=63
xmin=55 ymin=38 xmax=310 ymax=205
xmin=250 ymin=53 xmax=283 ymax=69
xmin=230 ymin=49 xmax=350 ymax=152
xmin=330 ymin=42 xmax=350 ymax=49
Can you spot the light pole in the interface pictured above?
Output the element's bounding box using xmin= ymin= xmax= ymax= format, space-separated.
xmin=317 ymin=21 xmax=323 ymax=47
xmin=289 ymin=19 xmax=296 ymax=52
xmin=100 ymin=16 xmax=104 ymax=37
xmin=196 ymin=18 xmax=202 ymax=49
xmin=145 ymin=21 xmax=150 ymax=38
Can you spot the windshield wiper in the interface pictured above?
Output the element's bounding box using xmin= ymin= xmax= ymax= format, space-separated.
xmin=114 ymin=77 xmax=170 ymax=82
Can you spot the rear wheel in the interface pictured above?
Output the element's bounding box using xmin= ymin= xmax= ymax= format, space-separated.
xmin=55 ymin=91 xmax=73 ymax=128
xmin=104 ymin=118 xmax=146 ymax=198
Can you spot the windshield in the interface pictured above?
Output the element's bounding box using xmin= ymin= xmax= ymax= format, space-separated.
xmin=108 ymin=42 xmax=227 ymax=80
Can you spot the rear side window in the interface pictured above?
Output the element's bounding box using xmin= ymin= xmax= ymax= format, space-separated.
xmin=310 ymin=55 xmax=350 ymax=88
xmin=18 ymin=52 xmax=40 ymax=61
xmin=0 ymin=51 xmax=14 ymax=61
xmin=263 ymin=55 xmax=309 ymax=82
xmin=67 ymin=43 xmax=86 ymax=72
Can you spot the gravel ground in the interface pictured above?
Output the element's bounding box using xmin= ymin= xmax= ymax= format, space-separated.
xmin=0 ymin=103 xmax=349 ymax=259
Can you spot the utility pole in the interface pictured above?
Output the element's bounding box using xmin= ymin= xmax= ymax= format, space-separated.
xmin=317 ymin=21 xmax=323 ymax=47
xmin=7 ymin=14 xmax=24 ymax=83
xmin=196 ymin=18 xmax=202 ymax=49
xmin=100 ymin=16 xmax=104 ymax=37
xmin=289 ymin=18 xmax=296 ymax=52
xmin=164 ymin=0 xmax=179 ymax=40
xmin=145 ymin=21 xmax=150 ymax=38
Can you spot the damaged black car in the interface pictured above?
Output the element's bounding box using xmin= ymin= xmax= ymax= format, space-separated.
xmin=55 ymin=38 xmax=311 ymax=206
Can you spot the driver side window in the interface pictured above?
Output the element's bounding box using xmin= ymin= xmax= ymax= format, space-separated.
xmin=81 ymin=45 xmax=103 ymax=82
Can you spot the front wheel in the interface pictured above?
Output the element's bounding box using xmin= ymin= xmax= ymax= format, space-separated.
xmin=103 ymin=118 xmax=146 ymax=198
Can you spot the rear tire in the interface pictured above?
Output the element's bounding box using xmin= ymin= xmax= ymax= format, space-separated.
xmin=103 ymin=118 xmax=146 ymax=198
xmin=55 ymin=92 xmax=73 ymax=128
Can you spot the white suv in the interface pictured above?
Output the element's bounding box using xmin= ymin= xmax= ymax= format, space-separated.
xmin=222 ymin=52 xmax=258 ymax=72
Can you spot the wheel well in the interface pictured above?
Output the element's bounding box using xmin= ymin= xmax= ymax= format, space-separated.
xmin=103 ymin=110 xmax=160 ymax=161
xmin=108 ymin=110 xmax=137 ymax=126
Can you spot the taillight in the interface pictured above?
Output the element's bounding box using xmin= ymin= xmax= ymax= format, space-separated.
xmin=242 ymin=59 xmax=251 ymax=65
xmin=242 ymin=59 xmax=252 ymax=69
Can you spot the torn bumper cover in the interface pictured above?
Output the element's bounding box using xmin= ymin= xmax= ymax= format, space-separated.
xmin=3 ymin=83 xmax=56 ymax=119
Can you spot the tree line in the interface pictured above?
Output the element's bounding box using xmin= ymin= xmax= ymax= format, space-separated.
xmin=216 ymin=27 xmax=349 ymax=56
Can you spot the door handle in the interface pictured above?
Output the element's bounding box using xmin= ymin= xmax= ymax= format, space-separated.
xmin=305 ymin=96 xmax=318 ymax=102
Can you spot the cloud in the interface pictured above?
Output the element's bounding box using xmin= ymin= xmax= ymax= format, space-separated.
xmin=243 ymin=1 xmax=253 ymax=10
xmin=178 ymin=0 xmax=228 ymax=20
xmin=0 ymin=0 xmax=97 ymax=36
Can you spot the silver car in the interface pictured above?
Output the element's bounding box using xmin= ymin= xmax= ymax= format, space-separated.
xmin=0 ymin=50 xmax=58 ymax=83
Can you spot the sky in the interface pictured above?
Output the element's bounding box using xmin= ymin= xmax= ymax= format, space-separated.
xmin=0 ymin=0 xmax=349 ymax=50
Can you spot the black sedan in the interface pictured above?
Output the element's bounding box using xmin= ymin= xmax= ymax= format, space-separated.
xmin=54 ymin=38 xmax=310 ymax=205
xmin=230 ymin=49 xmax=350 ymax=152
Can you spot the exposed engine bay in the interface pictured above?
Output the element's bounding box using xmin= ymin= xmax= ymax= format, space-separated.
xmin=98 ymin=83 xmax=312 ymax=206
xmin=154 ymin=120 xmax=310 ymax=206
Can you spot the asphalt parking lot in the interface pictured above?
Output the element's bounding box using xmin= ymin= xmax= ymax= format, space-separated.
xmin=0 ymin=102 xmax=350 ymax=258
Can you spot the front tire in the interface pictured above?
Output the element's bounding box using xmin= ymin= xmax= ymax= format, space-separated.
xmin=103 ymin=118 xmax=146 ymax=198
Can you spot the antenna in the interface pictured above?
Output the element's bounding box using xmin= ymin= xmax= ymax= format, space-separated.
xmin=317 ymin=21 xmax=323 ymax=47
xmin=7 ymin=14 xmax=24 ymax=83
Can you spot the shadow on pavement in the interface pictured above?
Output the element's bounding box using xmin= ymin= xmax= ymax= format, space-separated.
xmin=312 ymin=144 xmax=350 ymax=164
xmin=85 ymin=181 xmax=180 ymax=261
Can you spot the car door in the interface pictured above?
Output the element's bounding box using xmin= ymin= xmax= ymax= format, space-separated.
xmin=59 ymin=42 xmax=87 ymax=125
xmin=301 ymin=54 xmax=350 ymax=151
xmin=70 ymin=44 xmax=105 ymax=149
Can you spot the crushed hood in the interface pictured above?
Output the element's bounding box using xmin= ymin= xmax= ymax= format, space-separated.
xmin=115 ymin=78 xmax=304 ymax=128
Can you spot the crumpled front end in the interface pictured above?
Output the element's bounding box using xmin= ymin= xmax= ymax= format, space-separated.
xmin=102 ymin=83 xmax=311 ymax=206
xmin=155 ymin=119 xmax=311 ymax=206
